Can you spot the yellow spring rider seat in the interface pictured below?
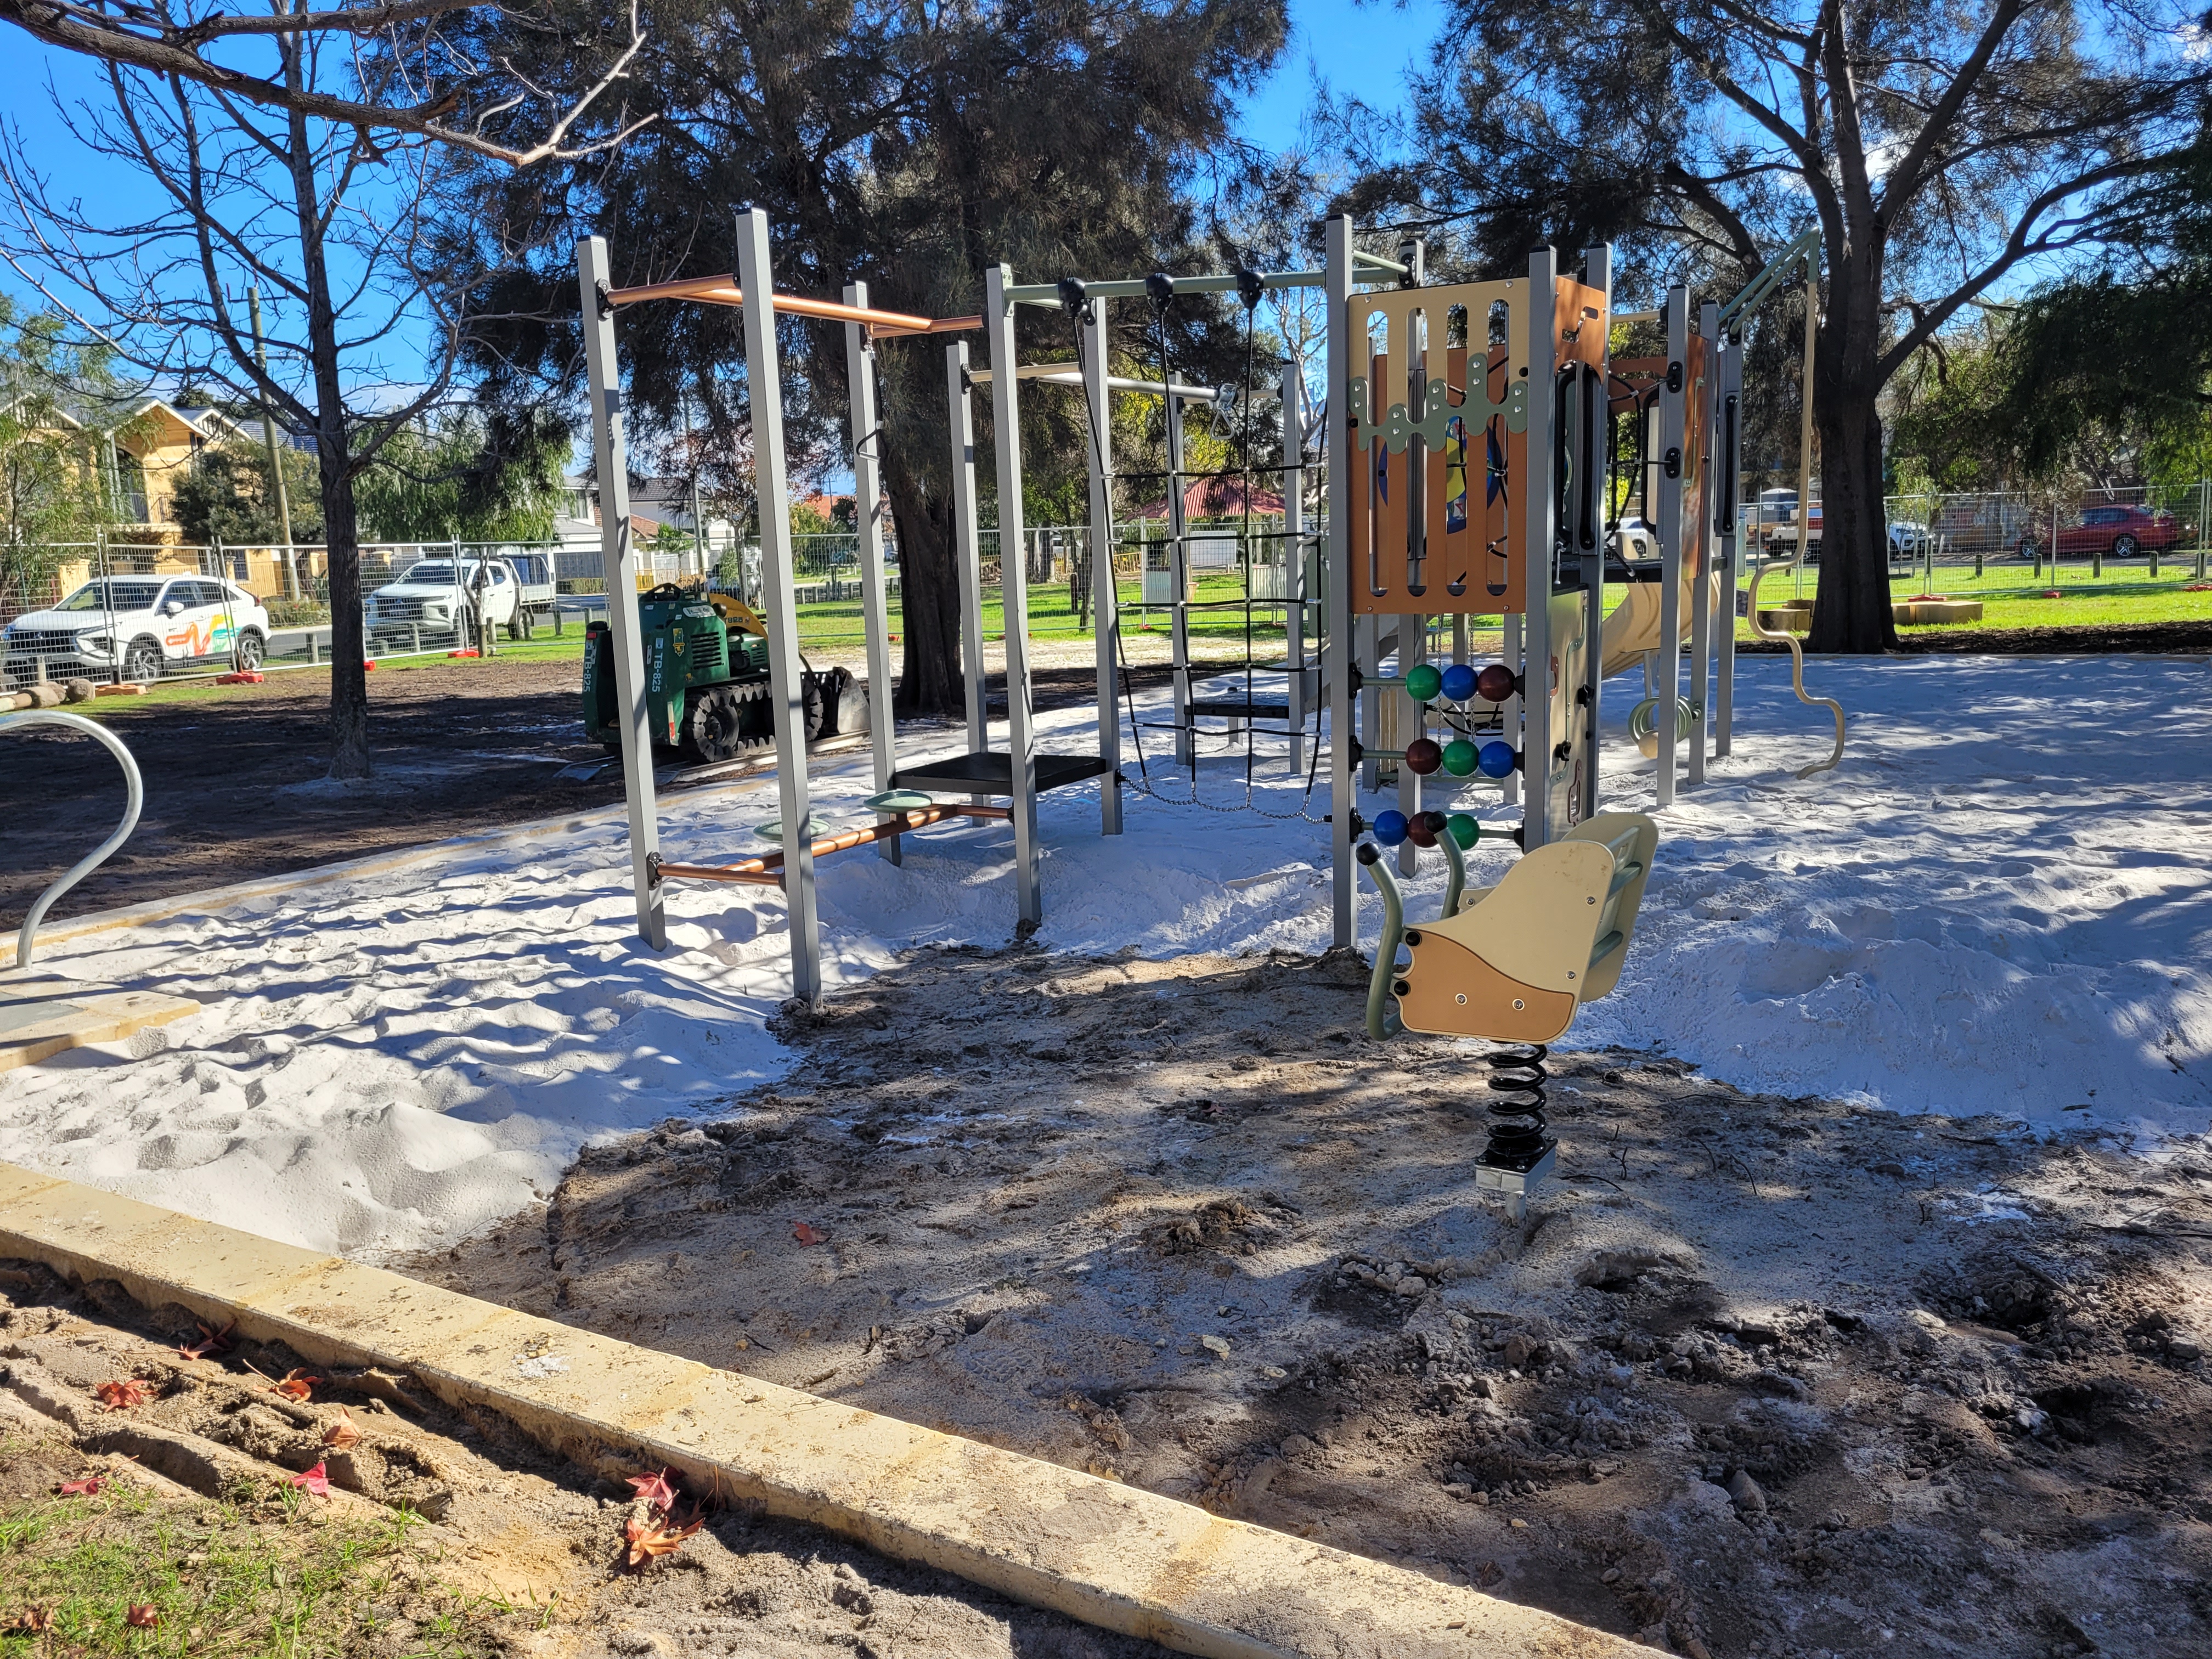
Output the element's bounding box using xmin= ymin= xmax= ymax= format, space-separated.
xmin=1357 ymin=810 xmax=1658 ymax=1216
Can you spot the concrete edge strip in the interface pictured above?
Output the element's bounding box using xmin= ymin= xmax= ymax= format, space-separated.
xmin=0 ymin=1164 xmax=1652 ymax=1659
xmin=0 ymin=736 xmax=875 ymax=971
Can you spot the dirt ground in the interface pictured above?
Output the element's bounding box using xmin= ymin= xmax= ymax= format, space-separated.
xmin=418 ymin=947 xmax=2212 ymax=1659
xmin=0 ymin=1258 xmax=1167 ymax=1657
xmin=0 ymin=656 xmax=1161 ymax=935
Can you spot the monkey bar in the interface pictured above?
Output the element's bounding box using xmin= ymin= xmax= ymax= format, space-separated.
xmin=653 ymin=803 xmax=1013 ymax=888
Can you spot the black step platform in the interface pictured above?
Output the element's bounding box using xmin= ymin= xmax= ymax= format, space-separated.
xmin=889 ymin=749 xmax=1116 ymax=795
xmin=1187 ymin=698 xmax=1294 ymax=720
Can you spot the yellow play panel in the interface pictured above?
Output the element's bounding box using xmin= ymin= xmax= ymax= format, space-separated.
xmin=0 ymin=976 xmax=199 ymax=1073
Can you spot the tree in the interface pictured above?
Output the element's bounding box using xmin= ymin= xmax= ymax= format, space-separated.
xmin=2 ymin=0 xmax=650 ymax=775
xmin=1355 ymin=0 xmax=2212 ymax=650
xmin=0 ymin=298 xmax=143 ymax=608
xmin=352 ymin=410 xmax=567 ymax=541
xmin=171 ymin=440 xmax=325 ymax=545
xmin=452 ymin=0 xmax=1287 ymax=715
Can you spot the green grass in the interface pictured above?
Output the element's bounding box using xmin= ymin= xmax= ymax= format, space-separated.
xmin=1737 ymin=556 xmax=2212 ymax=639
xmin=0 ymin=1464 xmax=496 ymax=1657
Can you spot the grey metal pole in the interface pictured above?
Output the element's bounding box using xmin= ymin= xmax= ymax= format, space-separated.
xmin=1166 ymin=388 xmax=1194 ymax=768
xmin=575 ymin=236 xmax=667 ymax=951
xmin=843 ymin=284 xmax=900 ymax=864
xmin=1716 ymin=328 xmax=1742 ymax=760
xmin=1688 ymin=302 xmax=1718 ymax=788
xmin=1581 ymin=242 xmax=1611 ymax=820
xmin=1324 ymin=215 xmax=1357 ymax=949
xmin=1521 ymin=244 xmax=1559 ymax=848
xmin=985 ymin=264 xmax=1043 ymax=925
xmin=736 ymin=207 xmax=821 ymax=1007
xmin=1280 ymin=353 xmax=1306 ymax=776
xmin=946 ymin=343 xmax=988 ymax=764
xmin=1654 ymin=285 xmax=1689 ymax=811
xmin=1081 ymin=299 xmax=1124 ymax=834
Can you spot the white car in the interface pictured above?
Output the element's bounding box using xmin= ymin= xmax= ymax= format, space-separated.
xmin=365 ymin=558 xmax=519 ymax=650
xmin=3 ymin=574 xmax=269 ymax=687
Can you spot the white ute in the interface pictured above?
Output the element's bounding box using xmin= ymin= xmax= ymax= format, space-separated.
xmin=365 ymin=558 xmax=520 ymax=651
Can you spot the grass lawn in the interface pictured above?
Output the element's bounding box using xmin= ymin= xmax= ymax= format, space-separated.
xmin=1739 ymin=557 xmax=2212 ymax=640
xmin=0 ymin=1454 xmax=500 ymax=1657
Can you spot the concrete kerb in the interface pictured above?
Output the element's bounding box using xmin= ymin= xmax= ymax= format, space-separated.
xmin=0 ymin=1165 xmax=1655 ymax=1659
xmin=0 ymin=734 xmax=874 ymax=972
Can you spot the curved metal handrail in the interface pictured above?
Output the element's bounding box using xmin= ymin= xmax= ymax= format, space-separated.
xmin=4 ymin=709 xmax=143 ymax=971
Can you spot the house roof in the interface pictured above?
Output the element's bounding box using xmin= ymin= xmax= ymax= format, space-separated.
xmin=1130 ymin=477 xmax=1286 ymax=522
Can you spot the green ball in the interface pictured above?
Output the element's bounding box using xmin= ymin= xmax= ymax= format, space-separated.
xmin=1441 ymin=738 xmax=1478 ymax=776
xmin=1404 ymin=663 xmax=1442 ymax=704
xmin=1446 ymin=813 xmax=1480 ymax=849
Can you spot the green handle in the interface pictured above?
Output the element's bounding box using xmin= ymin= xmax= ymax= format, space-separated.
xmin=1359 ymin=850 xmax=1407 ymax=1040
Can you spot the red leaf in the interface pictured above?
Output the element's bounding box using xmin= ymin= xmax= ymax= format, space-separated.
xmin=174 ymin=1319 xmax=236 ymax=1362
xmin=126 ymin=1604 xmax=160 ymax=1629
xmin=625 ymin=1468 xmax=678 ymax=1511
xmin=94 ymin=1379 xmax=155 ymax=1412
xmin=792 ymin=1222 xmax=826 ymax=1246
xmin=57 ymin=1477 xmax=103 ymax=1497
xmin=289 ymin=1462 xmax=331 ymax=1497
xmin=270 ymin=1368 xmax=321 ymax=1402
xmin=624 ymin=1504 xmax=704 ymax=1566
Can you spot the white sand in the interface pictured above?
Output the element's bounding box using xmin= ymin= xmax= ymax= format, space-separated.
xmin=4 ymin=652 xmax=2208 ymax=1256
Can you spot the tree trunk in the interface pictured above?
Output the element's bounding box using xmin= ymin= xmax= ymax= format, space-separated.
xmin=1807 ymin=258 xmax=1899 ymax=653
xmin=884 ymin=451 xmax=964 ymax=716
xmin=282 ymin=46 xmax=372 ymax=776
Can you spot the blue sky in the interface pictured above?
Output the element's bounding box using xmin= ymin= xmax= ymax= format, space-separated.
xmin=0 ymin=0 xmax=1437 ymax=398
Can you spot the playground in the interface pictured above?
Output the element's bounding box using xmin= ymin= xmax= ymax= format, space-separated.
xmin=4 ymin=220 xmax=2211 ymax=1659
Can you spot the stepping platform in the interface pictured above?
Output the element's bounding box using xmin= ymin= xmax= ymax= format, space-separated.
xmin=1187 ymin=698 xmax=1294 ymax=720
xmin=0 ymin=976 xmax=199 ymax=1073
xmin=889 ymin=749 xmax=1114 ymax=795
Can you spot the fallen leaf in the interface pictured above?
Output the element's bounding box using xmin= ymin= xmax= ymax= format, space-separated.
xmin=6 ymin=1609 xmax=54 ymax=1634
xmin=57 ymin=1476 xmax=104 ymax=1497
xmin=126 ymin=1604 xmax=160 ymax=1628
xmin=94 ymin=1379 xmax=155 ymax=1412
xmin=321 ymin=1409 xmax=361 ymax=1451
xmin=289 ymin=1462 xmax=331 ymax=1498
xmin=270 ymin=1368 xmax=322 ymax=1402
xmin=624 ymin=1505 xmax=705 ymax=1567
xmin=174 ymin=1319 xmax=236 ymax=1361
xmin=625 ymin=1468 xmax=679 ymax=1511
xmin=792 ymin=1221 xmax=826 ymax=1246
xmin=1198 ymin=1335 xmax=1231 ymax=1356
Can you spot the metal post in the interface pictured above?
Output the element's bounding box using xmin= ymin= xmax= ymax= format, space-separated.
xmin=1080 ymin=300 xmax=1125 ymax=834
xmin=1166 ymin=388 xmax=1194 ymax=768
xmin=985 ymin=265 xmax=1043 ymax=924
xmin=1582 ymin=243 xmax=1611 ymax=817
xmin=844 ymin=284 xmax=900 ymax=863
xmin=576 ymin=235 xmax=667 ymax=951
xmin=946 ymin=344 xmax=989 ymax=767
xmin=1281 ymin=354 xmax=1306 ymax=776
xmin=1520 ymin=245 xmax=1559 ymax=847
xmin=735 ymin=208 xmax=821 ymax=1006
xmin=1499 ymin=613 xmax=1521 ymax=808
xmin=1688 ymin=302 xmax=1718 ymax=788
xmin=1325 ymin=215 xmax=1357 ymax=949
xmin=1654 ymin=285 xmax=1689 ymax=810
xmin=1715 ymin=326 xmax=1742 ymax=760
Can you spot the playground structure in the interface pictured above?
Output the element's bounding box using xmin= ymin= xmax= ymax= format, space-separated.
xmin=1 ymin=710 xmax=198 ymax=1070
xmin=580 ymin=212 xmax=1844 ymax=1017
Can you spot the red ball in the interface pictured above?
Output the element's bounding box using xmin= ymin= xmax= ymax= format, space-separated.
xmin=1408 ymin=810 xmax=1444 ymax=848
xmin=1475 ymin=663 xmax=1518 ymax=703
xmin=1405 ymin=737 xmax=1443 ymax=775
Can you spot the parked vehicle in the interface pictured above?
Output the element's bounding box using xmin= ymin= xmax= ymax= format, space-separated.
xmin=365 ymin=558 xmax=522 ymax=650
xmin=3 ymin=574 xmax=268 ymax=687
xmin=2018 ymin=503 xmax=2183 ymax=560
xmin=502 ymin=551 xmax=561 ymax=636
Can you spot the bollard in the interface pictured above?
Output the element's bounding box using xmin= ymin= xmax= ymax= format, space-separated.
xmin=2151 ymin=546 xmax=2160 ymax=579
xmin=2092 ymin=548 xmax=2103 ymax=579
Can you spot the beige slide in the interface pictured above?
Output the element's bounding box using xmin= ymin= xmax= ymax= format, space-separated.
xmin=1599 ymin=529 xmax=1712 ymax=680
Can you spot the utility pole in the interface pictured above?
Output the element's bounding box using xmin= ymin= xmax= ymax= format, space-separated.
xmin=681 ymin=388 xmax=706 ymax=579
xmin=247 ymin=285 xmax=298 ymax=601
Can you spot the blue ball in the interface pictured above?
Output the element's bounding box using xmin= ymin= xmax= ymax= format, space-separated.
xmin=1477 ymin=741 xmax=1518 ymax=779
xmin=1438 ymin=663 xmax=1477 ymax=703
xmin=1372 ymin=809 xmax=1410 ymax=846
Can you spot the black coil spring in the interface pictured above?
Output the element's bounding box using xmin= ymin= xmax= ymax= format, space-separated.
xmin=1482 ymin=1043 xmax=1551 ymax=1166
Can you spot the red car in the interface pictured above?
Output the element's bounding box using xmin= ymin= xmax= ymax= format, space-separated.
xmin=2040 ymin=504 xmax=2183 ymax=558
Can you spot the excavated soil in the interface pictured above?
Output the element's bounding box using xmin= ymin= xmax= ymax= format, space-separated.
xmin=422 ymin=947 xmax=2212 ymax=1659
xmin=0 ymin=1260 xmax=1167 ymax=1656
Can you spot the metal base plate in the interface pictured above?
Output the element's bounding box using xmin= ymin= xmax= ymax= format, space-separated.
xmin=1475 ymin=1143 xmax=1556 ymax=1195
